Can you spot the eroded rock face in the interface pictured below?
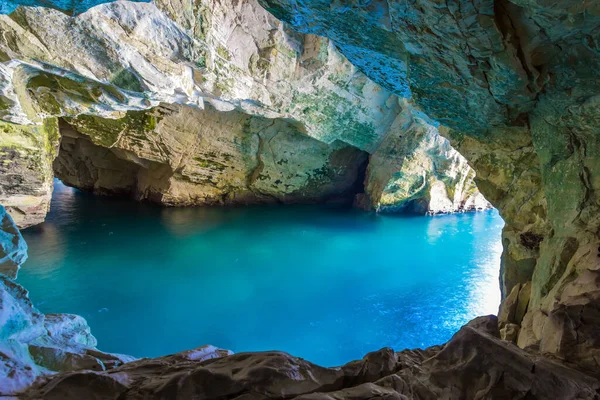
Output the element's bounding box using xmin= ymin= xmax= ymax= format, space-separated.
xmin=257 ymin=0 xmax=600 ymax=373
xmin=0 ymin=119 xmax=59 ymax=228
xmin=3 ymin=0 xmax=598 ymax=395
xmin=0 ymin=0 xmax=485 ymax=225
xmin=358 ymin=101 xmax=491 ymax=214
xmin=21 ymin=316 xmax=600 ymax=399
xmin=53 ymin=104 xmax=369 ymax=206
xmin=0 ymin=204 xmax=27 ymax=277
xmin=0 ymin=0 xmax=149 ymax=15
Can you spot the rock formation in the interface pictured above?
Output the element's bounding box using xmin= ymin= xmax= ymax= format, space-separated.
xmin=54 ymin=105 xmax=369 ymax=206
xmin=20 ymin=316 xmax=600 ymax=399
xmin=257 ymin=0 xmax=600 ymax=377
xmin=0 ymin=0 xmax=486 ymax=227
xmin=0 ymin=119 xmax=59 ymax=228
xmin=358 ymin=100 xmax=490 ymax=214
xmin=1 ymin=0 xmax=599 ymax=397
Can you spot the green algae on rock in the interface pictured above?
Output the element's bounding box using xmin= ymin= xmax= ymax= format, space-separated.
xmin=0 ymin=119 xmax=59 ymax=228
xmin=0 ymin=0 xmax=485 ymax=226
xmin=54 ymin=104 xmax=369 ymax=206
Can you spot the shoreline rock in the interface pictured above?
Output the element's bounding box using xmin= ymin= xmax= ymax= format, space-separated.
xmin=19 ymin=315 xmax=600 ymax=399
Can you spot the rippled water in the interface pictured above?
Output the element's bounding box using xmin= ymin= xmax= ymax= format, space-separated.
xmin=19 ymin=180 xmax=504 ymax=366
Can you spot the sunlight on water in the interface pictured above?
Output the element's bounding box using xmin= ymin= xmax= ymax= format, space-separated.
xmin=19 ymin=180 xmax=504 ymax=366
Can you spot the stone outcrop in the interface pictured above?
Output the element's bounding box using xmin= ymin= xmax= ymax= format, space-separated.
xmin=53 ymin=104 xmax=368 ymax=206
xmin=20 ymin=315 xmax=600 ymax=399
xmin=358 ymin=100 xmax=491 ymax=214
xmin=0 ymin=204 xmax=27 ymax=277
xmin=257 ymin=0 xmax=600 ymax=376
xmin=0 ymin=0 xmax=485 ymax=226
xmin=0 ymin=205 xmax=134 ymax=396
xmin=0 ymin=119 xmax=59 ymax=228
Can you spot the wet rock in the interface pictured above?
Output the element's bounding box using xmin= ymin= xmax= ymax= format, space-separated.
xmin=0 ymin=206 xmax=27 ymax=277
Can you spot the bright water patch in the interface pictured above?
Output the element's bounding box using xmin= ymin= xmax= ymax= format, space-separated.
xmin=19 ymin=180 xmax=504 ymax=367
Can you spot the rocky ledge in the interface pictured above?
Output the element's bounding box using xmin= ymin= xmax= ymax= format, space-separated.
xmin=20 ymin=316 xmax=600 ymax=400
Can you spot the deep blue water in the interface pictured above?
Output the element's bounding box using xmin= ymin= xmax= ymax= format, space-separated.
xmin=19 ymin=180 xmax=504 ymax=367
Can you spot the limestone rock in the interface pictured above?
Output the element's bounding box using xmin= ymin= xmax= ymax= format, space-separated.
xmin=498 ymin=283 xmax=521 ymax=329
xmin=53 ymin=104 xmax=369 ymax=206
xmin=2 ymin=0 xmax=599 ymax=393
xmin=500 ymin=323 xmax=520 ymax=342
xmin=21 ymin=315 xmax=600 ymax=399
xmin=515 ymin=281 xmax=532 ymax=325
xmin=359 ymin=101 xmax=491 ymax=214
xmin=0 ymin=204 xmax=27 ymax=277
xmin=0 ymin=0 xmax=149 ymax=15
xmin=0 ymin=0 xmax=486 ymax=223
xmin=0 ymin=119 xmax=59 ymax=228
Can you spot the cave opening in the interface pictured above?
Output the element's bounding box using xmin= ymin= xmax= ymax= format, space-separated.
xmin=7 ymin=93 xmax=506 ymax=368
xmin=1 ymin=0 xmax=599 ymax=394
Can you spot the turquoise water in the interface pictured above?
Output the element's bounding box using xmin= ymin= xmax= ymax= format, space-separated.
xmin=19 ymin=180 xmax=504 ymax=367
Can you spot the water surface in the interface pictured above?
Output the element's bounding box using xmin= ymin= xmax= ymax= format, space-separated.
xmin=19 ymin=180 xmax=504 ymax=366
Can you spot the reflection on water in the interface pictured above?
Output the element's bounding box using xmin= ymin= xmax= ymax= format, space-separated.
xmin=19 ymin=180 xmax=504 ymax=367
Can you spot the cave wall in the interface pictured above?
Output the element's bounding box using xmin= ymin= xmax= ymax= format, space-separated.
xmin=0 ymin=119 xmax=59 ymax=228
xmin=0 ymin=0 xmax=485 ymax=227
xmin=257 ymin=0 xmax=600 ymax=372
xmin=0 ymin=0 xmax=595 ymax=372
xmin=53 ymin=103 xmax=369 ymax=206
xmin=0 ymin=0 xmax=598 ymax=396
xmin=360 ymin=100 xmax=490 ymax=214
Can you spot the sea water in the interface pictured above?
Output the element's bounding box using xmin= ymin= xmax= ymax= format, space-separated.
xmin=19 ymin=180 xmax=504 ymax=367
